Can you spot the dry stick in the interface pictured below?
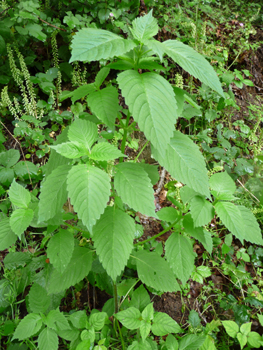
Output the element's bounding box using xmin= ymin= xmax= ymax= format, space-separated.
xmin=237 ymin=178 xmax=260 ymax=203
xmin=0 ymin=121 xmax=33 ymax=186
xmin=155 ymin=168 xmax=166 ymax=196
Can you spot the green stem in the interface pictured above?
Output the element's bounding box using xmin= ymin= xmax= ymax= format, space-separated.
xmin=113 ymin=281 xmax=118 ymax=314
xmin=134 ymin=140 xmax=149 ymax=162
xmin=135 ymin=217 xmax=182 ymax=246
xmin=120 ymin=111 xmax=131 ymax=163
xmin=117 ymin=318 xmax=125 ymax=350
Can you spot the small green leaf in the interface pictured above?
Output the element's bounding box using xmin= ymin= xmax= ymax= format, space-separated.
xmin=115 ymin=307 xmax=141 ymax=330
xmin=240 ymin=322 xmax=252 ymax=336
xmin=89 ymin=143 xmax=125 ymax=161
xmin=67 ymin=164 xmax=111 ymax=231
xmin=190 ymin=195 xmax=214 ymax=227
xmin=70 ymin=28 xmax=136 ymax=63
xmin=114 ymin=163 xmax=156 ymax=217
xmin=0 ymin=218 xmax=16 ymax=250
xmin=94 ymin=67 xmax=110 ymax=89
xmin=237 ymin=332 xmax=247 ymax=349
xmin=237 ymin=205 xmax=263 ymax=245
xmin=47 ymin=229 xmax=74 ymax=273
xmin=0 ymin=149 xmax=20 ymax=168
xmin=140 ymin=318 xmax=151 ymax=341
xmin=68 ymin=119 xmax=98 ymax=150
xmin=71 ymin=84 xmax=96 ymax=103
xmin=135 ymin=251 xmax=180 ymax=293
xmin=179 ymin=334 xmax=206 ymax=349
xmin=222 ymin=320 xmax=239 ymax=338
xmin=93 ymin=207 xmax=135 ymax=281
xmin=165 ymin=334 xmax=179 ymax=350
xmin=45 ymin=309 xmax=70 ymax=331
xmin=137 ymin=163 xmax=159 ymax=186
xmin=247 ymin=331 xmax=263 ymax=348
xmin=209 ymin=172 xmax=236 ymax=197
xmin=13 ymin=314 xmax=42 ymax=341
xmin=131 ymin=10 xmax=159 ymax=42
xmin=50 ymin=141 xmax=88 ymax=159
xmin=165 ymin=232 xmax=195 ymax=285
xmin=89 ymin=312 xmax=107 ymax=331
xmin=152 ymin=312 xmax=181 ymax=336
xmin=10 ymin=208 xmax=34 ymax=238
xmin=69 ymin=310 xmax=88 ymax=329
xmin=38 ymin=328 xmax=58 ymax=350
xmin=9 ymin=180 xmax=31 ymax=208
xmin=130 ymin=285 xmax=151 ymax=312
xmin=28 ymin=283 xmax=50 ymax=314
xmin=157 ymin=207 xmax=179 ymax=223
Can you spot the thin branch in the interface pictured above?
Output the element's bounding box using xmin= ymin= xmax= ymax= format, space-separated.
xmin=38 ymin=18 xmax=67 ymax=32
xmin=155 ymin=168 xmax=166 ymax=195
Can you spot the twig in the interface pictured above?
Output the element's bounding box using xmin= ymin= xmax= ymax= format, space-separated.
xmin=195 ymin=299 xmax=207 ymax=324
xmin=237 ymin=178 xmax=260 ymax=203
xmin=38 ymin=18 xmax=67 ymax=32
xmin=0 ymin=7 xmax=11 ymax=17
xmin=155 ymin=168 xmax=166 ymax=195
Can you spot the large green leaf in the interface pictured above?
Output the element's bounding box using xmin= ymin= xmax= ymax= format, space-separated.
xmin=152 ymin=131 xmax=210 ymax=198
xmin=68 ymin=119 xmax=98 ymax=150
xmin=70 ymin=28 xmax=137 ymax=63
xmin=38 ymin=327 xmax=58 ymax=350
xmin=190 ymin=195 xmax=215 ymax=227
xmin=89 ymin=142 xmax=125 ymax=161
xmin=165 ymin=233 xmax=195 ymax=285
xmin=38 ymin=165 xmax=71 ymax=223
xmin=215 ymin=201 xmax=245 ymax=243
xmin=130 ymin=10 xmax=159 ymax=42
xmin=114 ymin=163 xmax=156 ymax=217
xmin=9 ymin=180 xmax=31 ymax=209
xmin=0 ymin=218 xmax=17 ymax=250
xmin=10 ymin=208 xmax=34 ymax=238
xmin=67 ymin=164 xmax=111 ymax=231
xmin=237 ymin=205 xmax=263 ymax=245
xmin=48 ymin=246 xmax=93 ymax=294
xmin=162 ymin=40 xmax=224 ymax=97
xmin=117 ymin=70 xmax=177 ymax=155
xmin=47 ymin=229 xmax=74 ymax=273
xmin=13 ymin=313 xmax=43 ymax=341
xmin=28 ymin=283 xmax=50 ymax=314
xmin=152 ymin=313 xmax=181 ymax=336
xmin=135 ymin=251 xmax=180 ymax=292
xmin=93 ymin=207 xmax=135 ymax=281
xmin=87 ymin=86 xmax=119 ymax=131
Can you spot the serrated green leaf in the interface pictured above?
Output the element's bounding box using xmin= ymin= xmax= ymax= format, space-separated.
xmin=0 ymin=149 xmax=20 ymax=168
xmin=45 ymin=309 xmax=70 ymax=331
xmin=137 ymin=163 xmax=159 ymax=186
xmin=70 ymin=311 xmax=88 ymax=329
xmin=222 ymin=320 xmax=239 ymax=338
xmin=4 ymin=252 xmax=31 ymax=269
xmin=70 ymin=28 xmax=136 ymax=63
xmin=190 ymin=195 xmax=214 ymax=227
xmin=87 ymin=86 xmax=119 ymax=131
xmin=48 ymin=246 xmax=93 ymax=294
xmin=183 ymin=214 xmax=212 ymax=254
xmin=89 ymin=312 xmax=107 ymax=331
xmin=115 ymin=307 xmax=141 ymax=329
xmin=157 ymin=207 xmax=179 ymax=223
xmin=38 ymin=165 xmax=71 ymax=223
xmin=152 ymin=131 xmax=210 ymax=198
xmin=67 ymin=164 xmax=111 ymax=231
xmin=162 ymin=40 xmax=224 ymax=97
xmin=89 ymin=142 xmax=125 ymax=161
xmin=135 ymin=251 xmax=180 ymax=292
xmin=131 ymin=10 xmax=158 ymax=42
xmin=38 ymin=328 xmax=58 ymax=350
xmin=140 ymin=318 xmax=151 ymax=341
xmin=93 ymin=207 xmax=135 ymax=281
xmin=0 ymin=218 xmax=16 ymax=250
xmin=14 ymin=161 xmax=38 ymax=177
xmin=28 ymin=283 xmax=50 ymax=313
xmin=68 ymin=119 xmax=98 ymax=150
xmin=114 ymin=163 xmax=156 ymax=217
xmin=45 ymin=127 xmax=70 ymax=178
xmin=209 ymin=172 xmax=236 ymax=197
xmin=0 ymin=168 xmax=14 ymax=185
xmin=145 ymin=39 xmax=166 ymax=61
xmin=71 ymin=84 xmax=96 ymax=103
xmin=94 ymin=67 xmax=110 ymax=89
xmin=215 ymin=202 xmax=245 ymax=243
xmin=10 ymin=208 xmax=34 ymax=238
xmin=47 ymin=229 xmax=74 ymax=273
xmin=180 ymin=186 xmax=198 ymax=205
xmin=9 ymin=180 xmax=31 ymax=208
xmin=165 ymin=233 xmax=195 ymax=285
xmin=237 ymin=205 xmax=263 ymax=245
xmin=50 ymin=141 xmax=88 ymax=159
xmin=130 ymin=285 xmax=150 ymax=312
xmin=179 ymin=334 xmax=206 ymax=349
xmin=152 ymin=312 xmax=181 ymax=336
xmin=165 ymin=334 xmax=179 ymax=350
xmin=117 ymin=70 xmax=177 ymax=155
xmin=13 ymin=313 xmax=42 ymax=341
